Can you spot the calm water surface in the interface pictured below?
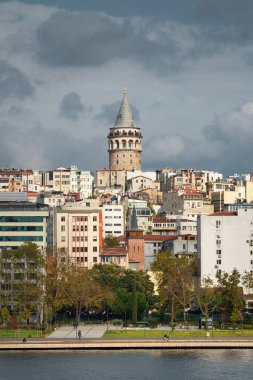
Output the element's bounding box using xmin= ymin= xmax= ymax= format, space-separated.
xmin=0 ymin=350 xmax=253 ymax=380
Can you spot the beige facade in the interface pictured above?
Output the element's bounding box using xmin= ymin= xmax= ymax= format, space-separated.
xmin=211 ymin=189 xmax=245 ymax=212
xmin=108 ymin=88 xmax=142 ymax=171
xmin=96 ymin=169 xmax=126 ymax=192
xmin=54 ymin=203 xmax=103 ymax=269
xmin=163 ymin=189 xmax=214 ymax=218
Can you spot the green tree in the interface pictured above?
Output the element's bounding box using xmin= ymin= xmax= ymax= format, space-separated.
xmin=91 ymin=264 xmax=154 ymax=322
xmin=44 ymin=247 xmax=71 ymax=327
xmin=151 ymin=251 xmax=196 ymax=322
xmin=103 ymin=235 xmax=120 ymax=248
xmin=0 ymin=242 xmax=46 ymax=325
xmin=0 ymin=306 xmax=10 ymax=328
xmin=195 ymin=277 xmax=219 ymax=330
xmin=58 ymin=267 xmax=105 ymax=326
xmin=216 ymin=269 xmax=244 ymax=324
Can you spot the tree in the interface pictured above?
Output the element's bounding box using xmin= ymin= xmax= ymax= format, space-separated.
xmin=151 ymin=251 xmax=196 ymax=322
xmin=216 ymin=269 xmax=244 ymax=324
xmin=0 ymin=306 xmax=10 ymax=328
xmin=195 ymin=277 xmax=219 ymax=330
xmin=91 ymin=264 xmax=154 ymax=322
xmin=44 ymin=247 xmax=71 ymax=327
xmin=0 ymin=242 xmax=46 ymax=325
xmin=103 ymin=235 xmax=120 ymax=248
xmin=58 ymin=267 xmax=105 ymax=326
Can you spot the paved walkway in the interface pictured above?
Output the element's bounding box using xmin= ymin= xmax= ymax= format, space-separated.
xmin=48 ymin=324 xmax=108 ymax=339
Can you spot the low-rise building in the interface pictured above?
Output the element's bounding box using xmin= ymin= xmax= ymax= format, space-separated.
xmin=152 ymin=216 xmax=177 ymax=235
xmin=163 ymin=189 xmax=213 ymax=219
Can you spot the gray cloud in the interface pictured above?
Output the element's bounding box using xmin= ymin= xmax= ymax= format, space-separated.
xmin=194 ymin=0 xmax=253 ymax=48
xmin=95 ymin=101 xmax=140 ymax=125
xmin=0 ymin=61 xmax=34 ymax=104
xmin=0 ymin=117 xmax=106 ymax=170
xmin=59 ymin=92 xmax=87 ymax=119
xmin=36 ymin=10 xmax=197 ymax=74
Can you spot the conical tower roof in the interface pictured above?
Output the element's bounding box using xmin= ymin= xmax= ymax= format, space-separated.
xmin=114 ymin=86 xmax=137 ymax=129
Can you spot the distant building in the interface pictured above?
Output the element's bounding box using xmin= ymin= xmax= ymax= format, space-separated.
xmin=126 ymin=199 xmax=152 ymax=233
xmin=163 ymin=188 xmax=213 ymax=219
xmin=108 ymin=87 xmax=142 ymax=171
xmin=102 ymin=204 xmax=125 ymax=237
xmin=197 ymin=209 xmax=253 ymax=291
xmin=0 ymin=193 xmax=49 ymax=251
xmin=52 ymin=202 xmax=102 ymax=269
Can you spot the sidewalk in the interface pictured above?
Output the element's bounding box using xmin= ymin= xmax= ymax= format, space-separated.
xmin=48 ymin=324 xmax=108 ymax=339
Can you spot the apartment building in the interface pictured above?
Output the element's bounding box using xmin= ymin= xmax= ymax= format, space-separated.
xmin=126 ymin=199 xmax=152 ymax=233
xmin=0 ymin=193 xmax=49 ymax=251
xmin=197 ymin=209 xmax=253 ymax=290
xmin=163 ymin=188 xmax=213 ymax=219
xmin=53 ymin=202 xmax=102 ymax=269
xmin=102 ymin=204 xmax=124 ymax=237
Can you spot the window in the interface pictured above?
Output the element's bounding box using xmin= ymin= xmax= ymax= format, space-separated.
xmin=216 ymin=259 xmax=221 ymax=265
xmin=93 ymin=226 xmax=97 ymax=231
xmin=93 ymin=247 xmax=97 ymax=252
xmin=216 ymin=249 xmax=221 ymax=255
xmin=93 ymin=216 xmax=97 ymax=222
xmin=216 ymin=240 xmax=221 ymax=245
xmin=183 ymin=244 xmax=186 ymax=250
xmin=61 ymin=216 xmax=65 ymax=222
xmin=93 ymin=237 xmax=97 ymax=242
xmin=93 ymin=257 xmax=98 ymax=262
xmin=216 ymin=220 xmax=221 ymax=228
xmin=61 ymin=225 xmax=65 ymax=232
xmin=61 ymin=236 xmax=65 ymax=242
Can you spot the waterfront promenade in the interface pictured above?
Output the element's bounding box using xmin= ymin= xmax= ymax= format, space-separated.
xmin=1 ymin=325 xmax=253 ymax=350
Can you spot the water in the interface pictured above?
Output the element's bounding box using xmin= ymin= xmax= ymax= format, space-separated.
xmin=0 ymin=350 xmax=253 ymax=380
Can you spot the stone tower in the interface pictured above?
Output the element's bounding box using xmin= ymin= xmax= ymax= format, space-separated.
xmin=108 ymin=87 xmax=142 ymax=171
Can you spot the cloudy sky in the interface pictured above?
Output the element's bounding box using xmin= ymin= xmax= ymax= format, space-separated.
xmin=1 ymin=0 xmax=253 ymax=175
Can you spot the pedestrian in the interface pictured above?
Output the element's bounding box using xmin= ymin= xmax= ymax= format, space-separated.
xmin=78 ymin=330 xmax=82 ymax=340
xmin=23 ymin=338 xmax=26 ymax=343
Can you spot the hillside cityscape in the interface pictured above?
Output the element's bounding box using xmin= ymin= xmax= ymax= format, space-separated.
xmin=1 ymin=88 xmax=253 ymax=329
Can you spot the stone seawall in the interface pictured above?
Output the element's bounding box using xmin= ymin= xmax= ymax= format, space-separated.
xmin=1 ymin=339 xmax=253 ymax=350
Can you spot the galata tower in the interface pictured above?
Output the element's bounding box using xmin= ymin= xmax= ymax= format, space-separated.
xmin=108 ymin=87 xmax=142 ymax=171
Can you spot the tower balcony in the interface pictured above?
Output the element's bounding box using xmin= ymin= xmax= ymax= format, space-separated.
xmin=108 ymin=131 xmax=142 ymax=139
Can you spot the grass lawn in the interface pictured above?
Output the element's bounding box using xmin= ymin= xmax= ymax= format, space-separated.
xmin=0 ymin=329 xmax=44 ymax=338
xmin=104 ymin=329 xmax=253 ymax=339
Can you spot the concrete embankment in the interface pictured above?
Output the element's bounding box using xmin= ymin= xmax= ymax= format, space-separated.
xmin=1 ymin=339 xmax=253 ymax=350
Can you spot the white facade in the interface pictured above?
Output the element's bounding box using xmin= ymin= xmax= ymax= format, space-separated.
xmin=70 ymin=165 xmax=94 ymax=198
xmin=126 ymin=170 xmax=156 ymax=182
xmin=198 ymin=209 xmax=253 ymax=291
xmin=102 ymin=204 xmax=125 ymax=237
xmin=176 ymin=218 xmax=197 ymax=235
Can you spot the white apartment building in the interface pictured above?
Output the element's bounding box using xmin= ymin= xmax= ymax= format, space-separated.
xmin=53 ymin=202 xmax=102 ymax=269
xmin=176 ymin=218 xmax=197 ymax=236
xmin=42 ymin=165 xmax=94 ymax=198
xmin=37 ymin=191 xmax=65 ymax=208
xmin=102 ymin=204 xmax=124 ymax=237
xmin=197 ymin=209 xmax=253 ymax=291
